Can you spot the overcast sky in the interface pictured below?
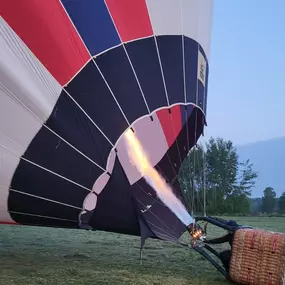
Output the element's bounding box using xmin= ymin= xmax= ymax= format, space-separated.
xmin=204 ymin=0 xmax=285 ymax=146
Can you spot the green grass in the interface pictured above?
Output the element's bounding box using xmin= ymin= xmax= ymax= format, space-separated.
xmin=0 ymin=217 xmax=284 ymax=285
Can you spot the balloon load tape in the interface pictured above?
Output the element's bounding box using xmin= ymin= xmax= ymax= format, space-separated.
xmin=229 ymin=228 xmax=285 ymax=285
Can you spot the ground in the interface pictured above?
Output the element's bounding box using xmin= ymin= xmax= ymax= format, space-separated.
xmin=0 ymin=217 xmax=284 ymax=285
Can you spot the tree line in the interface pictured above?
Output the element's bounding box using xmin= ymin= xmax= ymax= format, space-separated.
xmin=178 ymin=137 xmax=285 ymax=215
xmin=251 ymin=187 xmax=285 ymax=215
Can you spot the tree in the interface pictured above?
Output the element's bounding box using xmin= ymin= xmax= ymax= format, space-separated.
xmin=179 ymin=144 xmax=205 ymax=213
xmin=179 ymin=137 xmax=258 ymax=215
xmin=238 ymin=159 xmax=258 ymax=197
xmin=229 ymin=159 xmax=258 ymax=214
xmin=261 ymin=187 xmax=277 ymax=213
xmin=205 ymin=137 xmax=239 ymax=213
xmin=250 ymin=198 xmax=262 ymax=214
xmin=278 ymin=192 xmax=285 ymax=214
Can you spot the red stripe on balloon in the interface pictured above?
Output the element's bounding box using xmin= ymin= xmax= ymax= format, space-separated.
xmin=156 ymin=106 xmax=182 ymax=147
xmin=105 ymin=0 xmax=153 ymax=42
xmin=1 ymin=0 xmax=90 ymax=86
xmin=0 ymin=221 xmax=18 ymax=225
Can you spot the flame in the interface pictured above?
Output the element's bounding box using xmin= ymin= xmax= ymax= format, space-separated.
xmin=124 ymin=129 xmax=192 ymax=226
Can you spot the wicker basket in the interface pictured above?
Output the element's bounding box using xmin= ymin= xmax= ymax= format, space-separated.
xmin=229 ymin=228 xmax=285 ymax=285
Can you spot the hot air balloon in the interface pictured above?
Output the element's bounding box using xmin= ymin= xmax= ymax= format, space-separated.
xmin=3 ymin=2 xmax=285 ymax=285
xmin=0 ymin=0 xmax=227 ymax=277
xmin=1 ymin=0 xmax=212 ymax=238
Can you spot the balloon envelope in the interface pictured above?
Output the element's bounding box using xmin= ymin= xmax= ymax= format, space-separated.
xmin=0 ymin=0 xmax=213 ymax=242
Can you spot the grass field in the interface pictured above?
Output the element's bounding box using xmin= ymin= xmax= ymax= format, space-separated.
xmin=0 ymin=217 xmax=284 ymax=285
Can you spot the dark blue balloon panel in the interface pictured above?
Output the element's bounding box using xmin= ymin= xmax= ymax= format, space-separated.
xmin=61 ymin=0 xmax=121 ymax=55
xmin=156 ymin=36 xmax=185 ymax=105
xmin=125 ymin=37 xmax=167 ymax=112
xmin=65 ymin=61 xmax=129 ymax=145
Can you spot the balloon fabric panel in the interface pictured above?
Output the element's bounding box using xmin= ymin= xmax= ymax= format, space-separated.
xmin=145 ymin=0 xmax=183 ymax=36
xmin=155 ymin=36 xmax=185 ymax=105
xmin=124 ymin=37 xmax=168 ymax=113
xmin=10 ymin=160 xmax=88 ymax=208
xmin=184 ymin=37 xmax=199 ymax=104
xmin=23 ymin=126 xmax=103 ymax=189
xmin=64 ymin=61 xmax=129 ymax=145
xmin=88 ymin=157 xmax=141 ymax=236
xmin=95 ymin=45 xmax=149 ymax=124
xmin=1 ymin=0 xmax=90 ymax=86
xmin=105 ymin=0 xmax=154 ymax=42
xmin=172 ymin=107 xmax=204 ymax=167
xmin=134 ymin=179 xmax=184 ymax=241
xmin=155 ymin=106 xmax=203 ymax=187
xmin=156 ymin=106 xmax=183 ymax=148
xmin=46 ymin=91 xmax=112 ymax=168
xmin=8 ymin=191 xmax=80 ymax=226
xmin=61 ymin=0 xmax=121 ymax=56
xmin=198 ymin=46 xmax=210 ymax=113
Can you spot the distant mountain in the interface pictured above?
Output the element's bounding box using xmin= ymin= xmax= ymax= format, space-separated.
xmin=237 ymin=137 xmax=285 ymax=198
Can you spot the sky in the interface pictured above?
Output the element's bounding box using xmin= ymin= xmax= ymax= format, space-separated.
xmin=204 ymin=0 xmax=285 ymax=146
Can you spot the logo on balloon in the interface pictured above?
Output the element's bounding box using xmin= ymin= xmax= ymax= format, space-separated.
xmin=198 ymin=51 xmax=207 ymax=86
